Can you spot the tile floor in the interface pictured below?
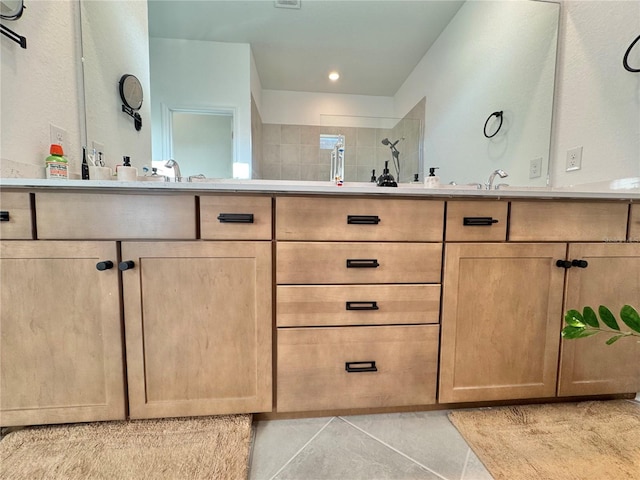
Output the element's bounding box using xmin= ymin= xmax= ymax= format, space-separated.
xmin=250 ymin=394 xmax=640 ymax=480
xmin=248 ymin=410 xmax=493 ymax=480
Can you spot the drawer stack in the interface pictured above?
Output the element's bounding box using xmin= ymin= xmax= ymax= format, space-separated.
xmin=275 ymin=196 xmax=444 ymax=412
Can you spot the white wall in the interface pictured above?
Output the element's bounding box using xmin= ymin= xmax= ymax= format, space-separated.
xmin=260 ymin=90 xmax=395 ymax=127
xmin=394 ymin=0 xmax=559 ymax=186
xmin=551 ymin=0 xmax=640 ymax=186
xmin=1 ymin=0 xmax=83 ymax=178
xmin=149 ymin=38 xmax=252 ymax=168
xmin=82 ymin=0 xmax=152 ymax=172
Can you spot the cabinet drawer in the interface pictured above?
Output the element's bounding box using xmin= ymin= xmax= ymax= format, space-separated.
xmin=200 ymin=195 xmax=272 ymax=240
xmin=277 ymin=242 xmax=442 ymax=284
xmin=0 ymin=192 xmax=32 ymax=239
xmin=277 ymin=284 xmax=440 ymax=327
xmin=445 ymin=200 xmax=507 ymax=242
xmin=276 ymin=196 xmax=444 ymax=241
xmin=509 ymin=201 xmax=628 ymax=242
xmin=277 ymin=325 xmax=438 ymax=412
xmin=630 ymin=204 xmax=640 ymax=241
xmin=36 ymin=193 xmax=196 ymax=239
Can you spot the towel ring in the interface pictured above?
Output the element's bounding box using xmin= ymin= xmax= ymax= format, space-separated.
xmin=623 ymin=35 xmax=640 ymax=73
xmin=483 ymin=111 xmax=503 ymax=138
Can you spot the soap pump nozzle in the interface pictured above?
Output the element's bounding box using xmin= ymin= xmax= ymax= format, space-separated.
xmin=123 ymin=156 xmax=131 ymax=167
xmin=428 ymin=167 xmax=440 ymax=177
xmin=370 ymin=169 xmax=376 ymax=183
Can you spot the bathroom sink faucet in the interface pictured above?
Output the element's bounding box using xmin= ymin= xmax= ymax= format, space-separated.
xmin=164 ymin=159 xmax=182 ymax=181
xmin=486 ymin=169 xmax=508 ymax=190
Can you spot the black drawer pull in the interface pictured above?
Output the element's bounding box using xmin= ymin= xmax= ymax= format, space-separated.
xmin=571 ymin=259 xmax=589 ymax=268
xmin=346 ymin=259 xmax=380 ymax=268
xmin=96 ymin=260 xmax=114 ymax=271
xmin=119 ymin=260 xmax=135 ymax=271
xmin=217 ymin=213 xmax=254 ymax=223
xmin=463 ymin=217 xmax=499 ymax=226
xmin=345 ymin=361 xmax=378 ymax=373
xmin=556 ymin=259 xmax=572 ymax=269
xmin=347 ymin=215 xmax=380 ymax=225
xmin=346 ymin=301 xmax=379 ymax=311
xmin=0 ymin=211 xmax=9 ymax=222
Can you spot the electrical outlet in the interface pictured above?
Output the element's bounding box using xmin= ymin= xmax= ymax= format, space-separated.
xmin=529 ymin=157 xmax=542 ymax=179
xmin=50 ymin=124 xmax=67 ymax=151
xmin=566 ymin=146 xmax=582 ymax=172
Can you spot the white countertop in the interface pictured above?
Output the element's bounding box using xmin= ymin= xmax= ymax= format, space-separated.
xmin=1 ymin=178 xmax=639 ymax=200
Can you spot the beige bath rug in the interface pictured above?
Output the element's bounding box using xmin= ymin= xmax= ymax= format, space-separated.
xmin=448 ymin=400 xmax=640 ymax=480
xmin=0 ymin=414 xmax=252 ymax=480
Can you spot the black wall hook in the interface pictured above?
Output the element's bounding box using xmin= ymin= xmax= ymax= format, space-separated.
xmin=623 ymin=35 xmax=640 ymax=73
xmin=483 ymin=111 xmax=503 ymax=138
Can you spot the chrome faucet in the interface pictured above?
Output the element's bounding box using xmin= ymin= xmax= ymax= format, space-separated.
xmin=164 ymin=159 xmax=182 ymax=181
xmin=486 ymin=169 xmax=508 ymax=190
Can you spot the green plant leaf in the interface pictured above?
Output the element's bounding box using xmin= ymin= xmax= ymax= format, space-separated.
xmin=576 ymin=329 xmax=599 ymax=338
xmin=562 ymin=325 xmax=588 ymax=339
xmin=620 ymin=305 xmax=640 ymax=334
xmin=605 ymin=334 xmax=625 ymax=345
xmin=598 ymin=305 xmax=620 ymax=331
xmin=564 ymin=310 xmax=585 ymax=328
xmin=582 ymin=307 xmax=599 ymax=328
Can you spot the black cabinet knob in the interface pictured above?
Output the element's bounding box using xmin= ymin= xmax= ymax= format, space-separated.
xmin=96 ymin=260 xmax=114 ymax=271
xmin=571 ymin=259 xmax=589 ymax=268
xmin=556 ymin=260 xmax=572 ymax=269
xmin=118 ymin=260 xmax=135 ymax=271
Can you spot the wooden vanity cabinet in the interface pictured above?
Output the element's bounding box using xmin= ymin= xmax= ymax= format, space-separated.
xmin=0 ymin=192 xmax=33 ymax=239
xmin=121 ymin=241 xmax=272 ymax=419
xmin=557 ymin=243 xmax=640 ymax=396
xmin=439 ymin=243 xmax=566 ymax=403
xmin=275 ymin=196 xmax=444 ymax=413
xmin=0 ymin=241 xmax=125 ymax=426
xmin=630 ymin=204 xmax=640 ymax=241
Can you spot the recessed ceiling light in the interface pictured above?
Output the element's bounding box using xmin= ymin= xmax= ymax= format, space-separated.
xmin=328 ymin=71 xmax=340 ymax=81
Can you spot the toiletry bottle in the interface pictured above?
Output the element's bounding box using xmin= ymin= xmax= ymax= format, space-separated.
xmin=370 ymin=169 xmax=376 ymax=182
xmin=81 ymin=147 xmax=90 ymax=180
xmin=45 ymin=144 xmax=69 ymax=179
xmin=117 ymin=155 xmax=138 ymax=181
xmin=377 ymin=161 xmax=398 ymax=187
xmin=424 ymin=167 xmax=440 ymax=188
xmin=412 ymin=173 xmax=420 ymax=183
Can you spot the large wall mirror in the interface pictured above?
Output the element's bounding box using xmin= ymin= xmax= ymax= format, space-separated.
xmin=81 ymin=0 xmax=560 ymax=186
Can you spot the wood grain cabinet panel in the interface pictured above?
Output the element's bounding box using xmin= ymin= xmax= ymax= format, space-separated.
xmin=277 ymin=284 xmax=440 ymax=327
xmin=121 ymin=241 xmax=272 ymax=419
xmin=509 ymin=201 xmax=628 ymax=242
xmin=276 ymin=197 xmax=444 ymax=241
xmin=0 ymin=192 xmax=32 ymax=239
xmin=558 ymin=243 xmax=640 ymax=396
xmin=277 ymin=242 xmax=442 ymax=285
xmin=0 ymin=241 xmax=125 ymax=426
xmin=630 ymin=204 xmax=640 ymax=241
xmin=200 ymin=195 xmax=272 ymax=240
xmin=36 ymin=193 xmax=196 ymax=239
xmin=277 ymin=325 xmax=439 ymax=412
xmin=439 ymin=243 xmax=566 ymax=403
xmin=445 ymin=200 xmax=507 ymax=242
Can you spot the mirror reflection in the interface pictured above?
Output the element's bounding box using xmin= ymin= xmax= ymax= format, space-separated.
xmin=82 ymin=0 xmax=560 ymax=186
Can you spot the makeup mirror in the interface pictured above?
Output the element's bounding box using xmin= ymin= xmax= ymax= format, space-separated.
xmin=0 ymin=0 xmax=24 ymax=20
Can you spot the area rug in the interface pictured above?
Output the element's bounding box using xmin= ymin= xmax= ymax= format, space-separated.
xmin=448 ymin=400 xmax=640 ymax=480
xmin=0 ymin=414 xmax=252 ymax=480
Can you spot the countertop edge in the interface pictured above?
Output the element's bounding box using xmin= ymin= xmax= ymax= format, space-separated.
xmin=1 ymin=178 xmax=638 ymax=200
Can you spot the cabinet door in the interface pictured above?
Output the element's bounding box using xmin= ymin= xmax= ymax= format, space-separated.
xmin=0 ymin=241 xmax=125 ymax=426
xmin=121 ymin=241 xmax=272 ymax=419
xmin=439 ymin=243 xmax=566 ymax=403
xmin=558 ymin=243 xmax=640 ymax=396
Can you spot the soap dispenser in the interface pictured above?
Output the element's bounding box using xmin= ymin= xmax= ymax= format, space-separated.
xmin=376 ymin=161 xmax=398 ymax=187
xmin=424 ymin=167 xmax=440 ymax=188
xmin=117 ymin=155 xmax=138 ymax=181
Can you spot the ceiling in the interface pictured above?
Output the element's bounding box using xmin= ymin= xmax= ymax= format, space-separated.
xmin=147 ymin=0 xmax=465 ymax=96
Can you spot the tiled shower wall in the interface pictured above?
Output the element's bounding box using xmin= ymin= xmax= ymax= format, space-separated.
xmin=259 ymin=98 xmax=425 ymax=183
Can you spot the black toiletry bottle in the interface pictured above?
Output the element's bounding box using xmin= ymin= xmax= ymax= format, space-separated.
xmin=81 ymin=147 xmax=90 ymax=179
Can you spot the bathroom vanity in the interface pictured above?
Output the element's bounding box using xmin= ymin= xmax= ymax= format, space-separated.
xmin=1 ymin=181 xmax=638 ymax=427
